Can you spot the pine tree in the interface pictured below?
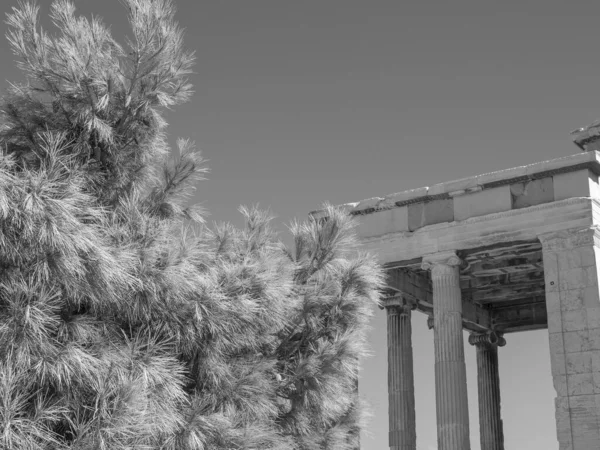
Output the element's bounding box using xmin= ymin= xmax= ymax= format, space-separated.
xmin=0 ymin=1 xmax=385 ymax=449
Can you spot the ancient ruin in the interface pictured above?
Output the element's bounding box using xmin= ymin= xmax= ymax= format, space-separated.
xmin=313 ymin=127 xmax=600 ymax=450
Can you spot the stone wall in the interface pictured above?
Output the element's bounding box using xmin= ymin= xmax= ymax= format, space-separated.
xmin=540 ymin=228 xmax=600 ymax=450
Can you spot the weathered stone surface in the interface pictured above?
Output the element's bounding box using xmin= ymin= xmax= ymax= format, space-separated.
xmin=566 ymin=352 xmax=593 ymax=374
xmin=541 ymin=227 xmax=600 ymax=449
xmin=562 ymin=330 xmax=589 ymax=353
xmin=526 ymin=151 xmax=599 ymax=175
xmin=357 ymin=207 xmax=409 ymax=238
xmin=309 ymin=202 xmax=359 ymax=220
xmin=553 ymin=169 xmax=599 ymax=201
xmin=572 ymin=121 xmax=600 ymax=151
xmin=549 ymin=332 xmax=566 ymax=354
xmin=453 ymin=185 xmax=512 ymax=221
xmin=546 ymin=291 xmax=561 ymax=313
xmin=320 ymin=152 xmax=600 ymax=450
xmin=309 ymin=151 xmax=600 ymax=219
xmin=547 ymin=310 xmax=562 ymax=334
xmin=551 ymin=351 xmax=567 ymax=376
xmin=385 ymin=187 xmax=429 ymax=206
xmin=511 ymin=177 xmax=554 ymax=209
xmin=567 ymin=373 xmax=594 ymax=395
xmin=562 ymin=310 xmax=588 ymax=332
xmin=428 ymin=182 xmax=449 ymax=197
xmin=554 ymin=375 xmax=568 ymax=396
xmin=587 ymin=307 xmax=600 ymax=329
xmin=589 ymin=328 xmax=600 ymax=350
xmin=560 ymin=289 xmax=584 ymax=311
xmin=362 ymin=197 xmax=596 ymax=265
xmin=442 ymin=176 xmax=481 ymax=195
xmin=407 ymin=198 xmax=454 ymax=231
xmin=355 ymin=196 xmax=385 ymax=211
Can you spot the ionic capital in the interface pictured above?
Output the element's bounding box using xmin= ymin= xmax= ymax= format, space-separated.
xmin=426 ymin=316 xmax=434 ymax=330
xmin=382 ymin=296 xmax=417 ymax=315
xmin=468 ymin=331 xmax=506 ymax=348
xmin=538 ymin=226 xmax=600 ymax=251
xmin=421 ymin=251 xmax=463 ymax=278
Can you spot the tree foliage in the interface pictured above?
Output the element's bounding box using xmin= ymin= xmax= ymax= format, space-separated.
xmin=0 ymin=1 xmax=385 ymax=449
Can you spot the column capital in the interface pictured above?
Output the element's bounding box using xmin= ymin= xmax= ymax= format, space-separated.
xmin=538 ymin=225 xmax=600 ymax=251
xmin=426 ymin=316 xmax=434 ymax=330
xmin=421 ymin=251 xmax=464 ymax=275
xmin=468 ymin=331 xmax=506 ymax=348
xmin=382 ymin=296 xmax=417 ymax=315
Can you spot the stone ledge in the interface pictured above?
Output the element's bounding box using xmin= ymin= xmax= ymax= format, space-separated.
xmin=361 ymin=197 xmax=596 ymax=245
xmin=308 ymin=152 xmax=600 ymax=219
xmin=359 ymin=198 xmax=597 ymax=264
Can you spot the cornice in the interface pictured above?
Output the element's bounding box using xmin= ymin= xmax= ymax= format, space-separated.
xmin=360 ymin=197 xmax=595 ymax=246
xmin=345 ymin=153 xmax=600 ymax=217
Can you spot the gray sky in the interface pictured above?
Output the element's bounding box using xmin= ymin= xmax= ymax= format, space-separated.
xmin=3 ymin=0 xmax=600 ymax=448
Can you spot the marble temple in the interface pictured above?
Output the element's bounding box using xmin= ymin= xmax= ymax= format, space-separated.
xmin=312 ymin=123 xmax=600 ymax=450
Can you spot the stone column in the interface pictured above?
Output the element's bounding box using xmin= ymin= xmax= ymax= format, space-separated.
xmin=422 ymin=252 xmax=470 ymax=450
xmin=384 ymin=296 xmax=417 ymax=450
xmin=539 ymin=227 xmax=600 ymax=450
xmin=469 ymin=332 xmax=506 ymax=450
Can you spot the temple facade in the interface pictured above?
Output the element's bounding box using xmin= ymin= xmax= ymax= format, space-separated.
xmin=313 ymin=146 xmax=600 ymax=450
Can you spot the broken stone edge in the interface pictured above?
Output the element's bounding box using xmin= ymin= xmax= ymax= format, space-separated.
xmin=309 ymin=151 xmax=600 ymax=219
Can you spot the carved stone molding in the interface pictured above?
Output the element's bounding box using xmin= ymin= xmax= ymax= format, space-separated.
xmin=427 ymin=316 xmax=434 ymax=330
xmin=421 ymin=251 xmax=464 ymax=280
xmin=361 ymin=197 xmax=595 ymax=246
xmin=382 ymin=296 xmax=417 ymax=315
xmin=468 ymin=331 xmax=507 ymax=348
xmin=538 ymin=225 xmax=600 ymax=251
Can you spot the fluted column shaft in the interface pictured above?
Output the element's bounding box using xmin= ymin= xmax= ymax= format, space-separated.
xmin=422 ymin=253 xmax=470 ymax=450
xmin=470 ymin=333 xmax=505 ymax=450
xmin=385 ymin=297 xmax=417 ymax=450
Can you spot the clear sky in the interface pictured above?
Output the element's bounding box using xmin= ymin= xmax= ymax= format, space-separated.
xmin=3 ymin=0 xmax=600 ymax=448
